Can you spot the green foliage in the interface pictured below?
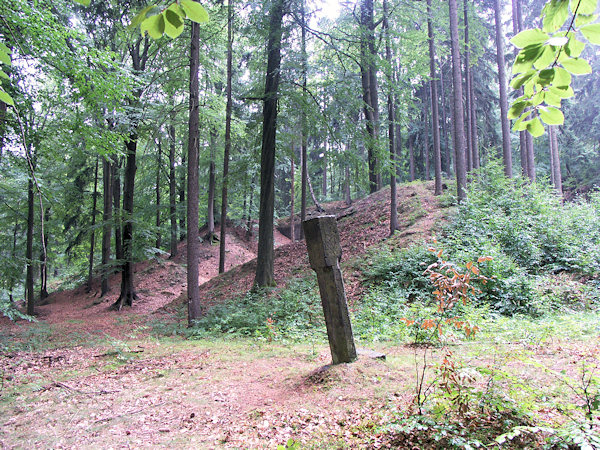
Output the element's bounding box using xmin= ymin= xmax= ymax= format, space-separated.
xmin=132 ymin=1 xmax=209 ymax=40
xmin=187 ymin=278 xmax=325 ymax=341
xmin=0 ymin=40 xmax=14 ymax=106
xmin=509 ymin=0 xmax=600 ymax=135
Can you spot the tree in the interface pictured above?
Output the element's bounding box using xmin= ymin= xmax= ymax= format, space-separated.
xmin=254 ymin=0 xmax=285 ymax=288
xmin=427 ymin=0 xmax=442 ymax=195
xmin=493 ymin=0 xmax=512 ymax=177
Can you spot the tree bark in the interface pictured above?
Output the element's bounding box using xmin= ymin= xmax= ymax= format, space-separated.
xmin=207 ymin=130 xmax=216 ymax=241
xmin=427 ymin=0 xmax=443 ymax=195
xmin=179 ymin=152 xmax=186 ymax=241
xmin=101 ymin=156 xmax=112 ymax=296
xmin=300 ymin=0 xmax=308 ymax=240
xmin=187 ymin=19 xmax=201 ymax=323
xmin=168 ymin=115 xmax=178 ymax=258
xmin=290 ymin=153 xmax=295 ymax=242
xmin=360 ymin=0 xmax=380 ymax=194
xmin=493 ymin=0 xmax=512 ymax=178
xmin=469 ymin=70 xmax=480 ymax=170
xmin=254 ymin=0 xmax=285 ymax=287
xmin=439 ymin=63 xmax=452 ymax=175
xmin=86 ymin=156 xmax=99 ymax=292
xmin=448 ymin=0 xmax=467 ymax=200
xmin=550 ymin=125 xmax=563 ymax=196
xmin=155 ymin=138 xmax=162 ymax=250
xmin=219 ymin=0 xmax=234 ymax=274
xmin=408 ymin=134 xmax=415 ymax=182
xmin=112 ymin=157 xmax=123 ymax=263
xmin=26 ymin=177 xmax=35 ymax=315
xmin=463 ymin=0 xmax=473 ymax=172
xmin=383 ymin=0 xmax=398 ymax=234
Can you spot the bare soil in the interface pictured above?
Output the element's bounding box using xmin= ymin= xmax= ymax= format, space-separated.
xmin=4 ymin=182 xmax=593 ymax=448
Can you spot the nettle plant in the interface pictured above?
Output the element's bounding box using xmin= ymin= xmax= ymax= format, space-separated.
xmin=509 ymin=0 xmax=600 ymax=136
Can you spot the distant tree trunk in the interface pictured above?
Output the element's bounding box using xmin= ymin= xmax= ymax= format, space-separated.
xmin=207 ymin=130 xmax=216 ymax=241
xmin=307 ymin=171 xmax=324 ymax=211
xmin=300 ymin=0 xmax=308 ymax=240
xmin=86 ymin=156 xmax=99 ymax=293
xmin=187 ymin=19 xmax=201 ymax=322
xmin=101 ymin=156 xmax=112 ymax=296
xmin=463 ymin=0 xmax=473 ymax=172
xmin=155 ymin=138 xmax=162 ymax=250
xmin=470 ymin=70 xmax=480 ymax=170
xmin=526 ymin=127 xmax=536 ymax=181
xmin=179 ymin=152 xmax=186 ymax=241
xmin=322 ymin=143 xmax=327 ymax=199
xmin=112 ymin=157 xmax=123 ymax=263
xmin=360 ymin=0 xmax=380 ymax=194
xmin=439 ymin=64 xmax=452 ymax=175
xmin=168 ymin=116 xmax=178 ymax=258
xmin=39 ymin=207 xmax=49 ymax=301
xmin=493 ymin=0 xmax=512 ymax=178
xmin=219 ymin=0 xmax=234 ymax=274
xmin=511 ymin=0 xmax=527 ymax=177
xmin=26 ymin=177 xmax=35 ymax=315
xmin=423 ymin=92 xmax=431 ymax=180
xmin=246 ymin=176 xmax=255 ymax=238
xmin=384 ymin=0 xmax=397 ymax=233
xmin=254 ymin=0 xmax=284 ymax=288
xmin=427 ymin=0 xmax=443 ymax=195
xmin=9 ymin=221 xmax=18 ymax=302
xmin=290 ymin=153 xmax=295 ymax=242
xmin=345 ymin=163 xmax=351 ymax=205
xmin=408 ymin=134 xmax=415 ymax=181
xmin=550 ymin=125 xmax=563 ymax=196
xmin=549 ymin=128 xmax=555 ymax=186
xmin=449 ymin=0 xmax=467 ymax=200
xmin=0 ymin=101 xmax=6 ymax=162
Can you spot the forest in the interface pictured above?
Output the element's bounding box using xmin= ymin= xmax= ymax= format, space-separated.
xmin=1 ymin=0 xmax=600 ymax=447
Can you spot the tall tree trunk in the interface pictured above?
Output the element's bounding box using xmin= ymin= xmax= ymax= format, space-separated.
xmin=463 ymin=0 xmax=473 ymax=172
xmin=101 ymin=156 xmax=112 ymax=296
xmin=179 ymin=152 xmax=186 ymax=241
xmin=322 ymin=143 xmax=327 ymax=198
xmin=86 ymin=156 xmax=99 ymax=292
xmin=549 ymin=127 xmax=555 ymax=186
xmin=439 ymin=64 xmax=452 ymax=175
xmin=219 ymin=0 xmax=234 ymax=274
xmin=290 ymin=153 xmax=295 ymax=242
xmin=307 ymin=171 xmax=324 ymax=211
xmin=384 ymin=0 xmax=398 ymax=233
xmin=187 ymin=19 xmax=201 ymax=323
xmin=550 ymin=125 xmax=563 ymax=196
xmin=155 ymin=138 xmax=162 ymax=250
xmin=493 ymin=0 xmax=512 ymax=177
xmin=408 ymin=134 xmax=415 ymax=181
xmin=526 ymin=128 xmax=536 ymax=181
xmin=344 ymin=164 xmax=351 ymax=205
xmin=449 ymin=0 xmax=467 ymax=200
xmin=246 ymin=176 xmax=255 ymax=238
xmin=26 ymin=177 xmax=35 ymax=315
xmin=427 ymin=0 xmax=443 ymax=195
xmin=254 ymin=0 xmax=285 ymax=287
xmin=9 ymin=221 xmax=18 ymax=303
xmin=168 ymin=115 xmax=178 ymax=258
xmin=511 ymin=0 xmax=528 ymax=177
xmin=39 ymin=207 xmax=49 ymax=301
xmin=360 ymin=0 xmax=380 ymax=194
xmin=112 ymin=157 xmax=123 ymax=263
xmin=300 ymin=0 xmax=308 ymax=240
xmin=469 ymin=70 xmax=480 ymax=170
xmin=113 ymin=38 xmax=150 ymax=310
xmin=423 ymin=92 xmax=431 ymax=180
xmin=207 ymin=130 xmax=216 ymax=241
xmin=0 ymin=101 xmax=6 ymax=162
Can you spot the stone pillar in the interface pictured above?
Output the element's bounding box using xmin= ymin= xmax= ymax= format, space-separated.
xmin=303 ymin=215 xmax=357 ymax=364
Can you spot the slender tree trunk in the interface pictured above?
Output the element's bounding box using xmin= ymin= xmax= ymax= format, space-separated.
xmin=550 ymin=125 xmax=563 ymax=196
xmin=423 ymin=92 xmax=431 ymax=180
xmin=511 ymin=0 xmax=527 ymax=177
xmin=449 ymin=0 xmax=467 ymax=200
xmin=470 ymin=70 xmax=480 ymax=170
xmin=290 ymin=153 xmax=295 ymax=242
xmin=219 ymin=0 xmax=234 ymax=274
xmin=168 ymin=116 xmax=178 ymax=258
xmin=9 ymin=221 xmax=18 ymax=302
xmin=344 ymin=164 xmax=351 ymax=205
xmin=526 ymin=129 xmax=536 ymax=181
xmin=246 ymin=176 xmax=255 ymax=238
xmin=112 ymin=157 xmax=123 ymax=263
xmin=549 ymin=127 xmax=555 ymax=186
xmin=39 ymin=207 xmax=49 ymax=301
xmin=155 ymin=138 xmax=162 ymax=250
xmin=307 ymin=171 xmax=324 ymax=211
xmin=207 ymin=130 xmax=216 ymax=241
xmin=360 ymin=0 xmax=380 ymax=193
xmin=179 ymin=152 xmax=186 ymax=241
xmin=439 ymin=64 xmax=451 ymax=175
xmin=384 ymin=0 xmax=398 ymax=233
xmin=322 ymin=143 xmax=327 ymax=198
xmin=493 ymin=0 xmax=512 ymax=177
xmin=254 ymin=0 xmax=285 ymax=287
xmin=26 ymin=177 xmax=35 ymax=315
xmin=427 ymin=0 xmax=443 ymax=195
xmin=187 ymin=19 xmax=201 ymax=322
xmin=409 ymin=135 xmax=415 ymax=181
xmin=300 ymin=0 xmax=308 ymax=240
xmin=101 ymin=156 xmax=112 ymax=296
xmin=0 ymin=101 xmax=6 ymax=162
xmin=463 ymin=0 xmax=473 ymax=173
xmin=87 ymin=156 xmax=99 ymax=292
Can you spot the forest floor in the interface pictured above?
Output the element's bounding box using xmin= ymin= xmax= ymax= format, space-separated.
xmin=1 ymin=182 xmax=598 ymax=448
